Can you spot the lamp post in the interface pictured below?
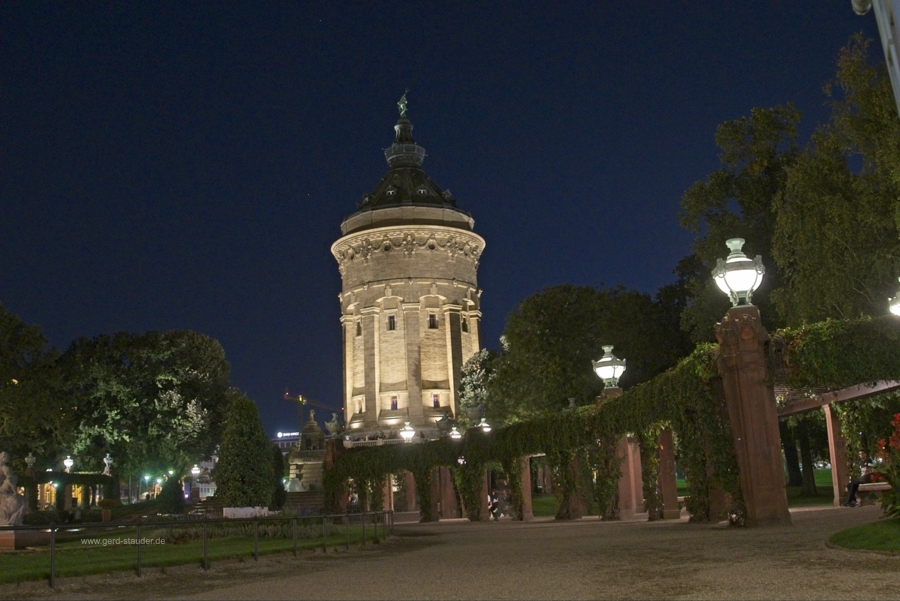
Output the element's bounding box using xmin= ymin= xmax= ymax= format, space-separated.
xmin=63 ymin=455 xmax=74 ymax=473
xmin=191 ymin=465 xmax=201 ymax=502
xmin=399 ymin=422 xmax=416 ymax=443
xmin=478 ymin=418 xmax=491 ymax=433
xmin=712 ymin=239 xmax=790 ymax=526
xmin=449 ymin=426 xmax=462 ymax=440
xmin=711 ymin=238 xmax=765 ymax=306
xmin=592 ymin=346 xmax=626 ymax=391
xmin=889 ymin=277 xmax=900 ymax=316
xmin=143 ymin=475 xmax=150 ymax=501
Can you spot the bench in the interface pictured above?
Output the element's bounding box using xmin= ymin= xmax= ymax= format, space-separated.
xmin=856 ymin=482 xmax=892 ymax=506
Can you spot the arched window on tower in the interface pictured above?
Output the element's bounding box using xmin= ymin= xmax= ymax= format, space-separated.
xmin=388 ymin=315 xmax=396 ymax=331
xmin=428 ymin=313 xmax=438 ymax=329
xmin=461 ymin=317 xmax=469 ymax=333
xmin=356 ymin=320 xmax=362 ymax=337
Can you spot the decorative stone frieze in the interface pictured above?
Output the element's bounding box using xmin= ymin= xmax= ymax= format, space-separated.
xmin=331 ymin=225 xmax=485 ymax=275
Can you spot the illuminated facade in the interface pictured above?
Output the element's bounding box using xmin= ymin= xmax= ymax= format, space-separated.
xmin=331 ymin=96 xmax=485 ymax=440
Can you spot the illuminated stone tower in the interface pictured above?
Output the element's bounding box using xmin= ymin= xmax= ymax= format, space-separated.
xmin=331 ymin=95 xmax=485 ymax=439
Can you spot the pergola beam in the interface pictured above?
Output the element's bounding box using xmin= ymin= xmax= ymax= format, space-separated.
xmin=777 ymin=380 xmax=900 ymax=416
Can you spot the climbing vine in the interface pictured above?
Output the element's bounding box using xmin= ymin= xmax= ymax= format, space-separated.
xmin=324 ymin=317 xmax=900 ymax=525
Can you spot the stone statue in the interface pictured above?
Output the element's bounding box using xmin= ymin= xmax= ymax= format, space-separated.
xmin=325 ymin=412 xmax=343 ymax=435
xmin=0 ymin=452 xmax=26 ymax=526
xmin=398 ymin=91 xmax=409 ymax=117
xmin=102 ymin=453 xmax=113 ymax=476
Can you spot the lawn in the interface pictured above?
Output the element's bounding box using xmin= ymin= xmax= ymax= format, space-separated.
xmin=0 ymin=520 xmax=387 ymax=584
xmin=829 ymin=517 xmax=900 ymax=552
xmin=531 ymin=468 xmax=839 ymax=517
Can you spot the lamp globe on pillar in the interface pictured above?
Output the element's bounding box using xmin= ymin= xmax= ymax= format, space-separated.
xmin=478 ymin=417 xmax=491 ymax=433
xmin=449 ymin=426 xmax=462 ymax=440
xmin=889 ymin=277 xmax=900 ymax=316
xmin=399 ymin=421 xmax=416 ymax=443
xmin=191 ymin=464 xmax=201 ymax=478
xmin=593 ymin=345 xmax=626 ymax=389
xmin=711 ymin=238 xmax=765 ymax=306
xmin=63 ymin=455 xmax=74 ymax=473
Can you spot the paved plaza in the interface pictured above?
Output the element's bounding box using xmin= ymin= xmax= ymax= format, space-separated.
xmin=10 ymin=505 xmax=900 ymax=600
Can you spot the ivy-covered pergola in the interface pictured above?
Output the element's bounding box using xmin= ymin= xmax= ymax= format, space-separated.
xmin=323 ymin=315 xmax=900 ymax=525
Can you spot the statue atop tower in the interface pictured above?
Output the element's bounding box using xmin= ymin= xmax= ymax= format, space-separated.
xmin=331 ymin=96 xmax=486 ymax=440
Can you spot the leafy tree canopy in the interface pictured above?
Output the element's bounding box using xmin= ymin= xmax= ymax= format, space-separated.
xmin=679 ymin=103 xmax=802 ymax=341
xmin=0 ymin=303 xmax=64 ymax=466
xmin=57 ymin=329 xmax=231 ymax=475
xmin=772 ymin=34 xmax=900 ymax=325
xmin=486 ymin=284 xmax=688 ymax=424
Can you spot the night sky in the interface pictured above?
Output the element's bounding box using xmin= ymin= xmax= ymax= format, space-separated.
xmin=0 ymin=3 xmax=881 ymax=438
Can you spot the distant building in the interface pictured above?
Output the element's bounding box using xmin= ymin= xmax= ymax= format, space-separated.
xmin=331 ymin=95 xmax=485 ymax=440
xmin=273 ymin=431 xmax=300 ymax=455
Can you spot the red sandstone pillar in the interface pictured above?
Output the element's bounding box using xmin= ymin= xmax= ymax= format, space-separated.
xmin=715 ymin=305 xmax=791 ymax=527
xmin=520 ymin=457 xmax=534 ymax=521
xmin=383 ymin=475 xmax=394 ymax=512
xmin=404 ymin=471 xmax=417 ymax=512
xmin=658 ymin=429 xmax=681 ymax=520
xmin=630 ymin=440 xmax=643 ymax=512
xmin=824 ymin=404 xmax=849 ymax=506
xmin=430 ymin=467 xmax=441 ymax=519
xmin=439 ymin=467 xmax=459 ymax=518
xmin=617 ymin=436 xmax=637 ymax=520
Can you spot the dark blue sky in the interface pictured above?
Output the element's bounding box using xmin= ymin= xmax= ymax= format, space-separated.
xmin=0 ymin=2 xmax=880 ymax=437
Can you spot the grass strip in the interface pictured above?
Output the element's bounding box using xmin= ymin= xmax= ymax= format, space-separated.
xmin=0 ymin=524 xmax=384 ymax=584
xmin=828 ymin=518 xmax=900 ymax=553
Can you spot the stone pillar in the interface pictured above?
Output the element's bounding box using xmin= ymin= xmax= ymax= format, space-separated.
xmin=439 ymin=467 xmax=459 ymax=518
xmin=715 ymin=305 xmax=791 ymax=527
xmin=519 ymin=457 xmax=534 ymax=521
xmin=824 ymin=404 xmax=849 ymax=506
xmin=383 ymin=475 xmax=394 ymax=512
xmin=658 ymin=429 xmax=681 ymax=520
xmin=404 ymin=471 xmax=417 ymax=512
xmin=63 ymin=485 xmax=73 ymax=510
xmin=617 ymin=436 xmax=641 ymax=520
xmin=430 ymin=467 xmax=441 ymax=519
xmin=479 ymin=469 xmax=491 ymax=521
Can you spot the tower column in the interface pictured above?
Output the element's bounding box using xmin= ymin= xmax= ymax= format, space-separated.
xmin=403 ymin=303 xmax=424 ymax=426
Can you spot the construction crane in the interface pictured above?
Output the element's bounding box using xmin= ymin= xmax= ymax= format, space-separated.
xmin=283 ymin=389 xmax=341 ymax=431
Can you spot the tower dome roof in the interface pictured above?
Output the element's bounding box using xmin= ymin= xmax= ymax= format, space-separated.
xmin=340 ymin=94 xmax=474 ymax=236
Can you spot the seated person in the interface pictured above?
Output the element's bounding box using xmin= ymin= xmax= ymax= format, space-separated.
xmin=845 ymin=450 xmax=874 ymax=507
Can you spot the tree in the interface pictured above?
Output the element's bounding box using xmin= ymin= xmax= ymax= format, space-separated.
xmin=457 ymin=348 xmax=498 ymax=428
xmin=679 ymin=104 xmax=802 ymax=341
xmin=488 ymin=284 xmax=686 ymax=423
xmin=772 ymin=35 xmax=900 ymax=325
xmin=57 ymin=330 xmax=231 ymax=476
xmin=269 ymin=444 xmax=286 ymax=510
xmin=0 ymin=303 xmax=64 ymax=467
xmin=214 ymin=391 xmax=271 ymax=508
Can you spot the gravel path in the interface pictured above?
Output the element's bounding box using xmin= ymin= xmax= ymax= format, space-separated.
xmin=8 ymin=505 xmax=898 ymax=600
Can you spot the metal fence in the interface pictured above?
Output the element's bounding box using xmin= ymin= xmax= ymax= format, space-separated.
xmin=0 ymin=510 xmax=393 ymax=589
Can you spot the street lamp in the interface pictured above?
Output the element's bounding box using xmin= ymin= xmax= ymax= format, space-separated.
xmin=449 ymin=426 xmax=462 ymax=440
xmin=63 ymin=455 xmax=74 ymax=473
xmin=399 ymin=422 xmax=416 ymax=443
xmin=478 ymin=418 xmax=491 ymax=433
xmin=711 ymin=238 xmax=765 ymax=306
xmin=889 ymin=278 xmax=900 ymax=316
xmin=593 ymin=345 xmax=626 ymax=389
xmin=191 ymin=465 xmax=201 ymax=478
